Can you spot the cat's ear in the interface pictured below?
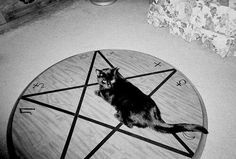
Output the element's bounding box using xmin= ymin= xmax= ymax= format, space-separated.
xmin=96 ymin=69 xmax=102 ymax=75
xmin=113 ymin=67 xmax=120 ymax=78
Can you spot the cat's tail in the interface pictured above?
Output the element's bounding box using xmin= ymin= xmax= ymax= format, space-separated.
xmin=152 ymin=122 xmax=208 ymax=134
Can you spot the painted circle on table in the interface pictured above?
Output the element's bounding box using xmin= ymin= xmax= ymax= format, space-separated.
xmin=7 ymin=50 xmax=208 ymax=159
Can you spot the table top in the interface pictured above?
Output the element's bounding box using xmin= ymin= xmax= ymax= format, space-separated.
xmin=7 ymin=49 xmax=208 ymax=159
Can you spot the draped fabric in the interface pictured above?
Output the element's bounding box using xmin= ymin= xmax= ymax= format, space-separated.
xmin=148 ymin=0 xmax=236 ymax=57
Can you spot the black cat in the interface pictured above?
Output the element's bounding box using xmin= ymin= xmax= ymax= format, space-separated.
xmin=95 ymin=67 xmax=208 ymax=134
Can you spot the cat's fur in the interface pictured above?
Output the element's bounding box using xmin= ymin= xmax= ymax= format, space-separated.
xmin=95 ymin=67 xmax=208 ymax=134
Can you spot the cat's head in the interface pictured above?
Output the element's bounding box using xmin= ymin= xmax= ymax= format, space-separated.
xmin=96 ymin=67 xmax=120 ymax=89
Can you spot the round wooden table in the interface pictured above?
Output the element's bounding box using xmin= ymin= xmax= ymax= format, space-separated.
xmin=7 ymin=50 xmax=208 ymax=159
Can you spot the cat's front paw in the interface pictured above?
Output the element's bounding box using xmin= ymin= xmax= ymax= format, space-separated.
xmin=114 ymin=112 xmax=121 ymax=120
xmin=114 ymin=112 xmax=124 ymax=123
xmin=94 ymin=90 xmax=101 ymax=96
xmin=126 ymin=122 xmax=134 ymax=128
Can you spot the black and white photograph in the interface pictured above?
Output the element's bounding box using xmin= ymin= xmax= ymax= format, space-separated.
xmin=0 ymin=0 xmax=236 ymax=159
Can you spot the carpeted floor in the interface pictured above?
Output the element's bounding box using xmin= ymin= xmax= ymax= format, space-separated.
xmin=0 ymin=0 xmax=236 ymax=158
